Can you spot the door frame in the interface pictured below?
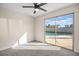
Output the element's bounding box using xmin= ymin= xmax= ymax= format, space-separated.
xmin=44 ymin=13 xmax=75 ymax=51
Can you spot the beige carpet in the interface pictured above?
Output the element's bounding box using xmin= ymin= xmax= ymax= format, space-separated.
xmin=12 ymin=42 xmax=61 ymax=50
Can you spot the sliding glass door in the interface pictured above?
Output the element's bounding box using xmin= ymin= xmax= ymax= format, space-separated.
xmin=45 ymin=13 xmax=73 ymax=49
xmin=45 ymin=18 xmax=56 ymax=45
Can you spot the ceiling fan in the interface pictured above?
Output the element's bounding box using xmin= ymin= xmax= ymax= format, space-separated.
xmin=22 ymin=3 xmax=47 ymax=14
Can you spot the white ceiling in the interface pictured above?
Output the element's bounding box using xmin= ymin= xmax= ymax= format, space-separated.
xmin=0 ymin=3 xmax=74 ymax=17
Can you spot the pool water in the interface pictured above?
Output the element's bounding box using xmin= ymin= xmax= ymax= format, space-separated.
xmin=45 ymin=32 xmax=72 ymax=36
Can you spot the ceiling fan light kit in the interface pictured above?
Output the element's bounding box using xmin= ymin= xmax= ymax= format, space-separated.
xmin=35 ymin=8 xmax=39 ymax=12
xmin=22 ymin=3 xmax=47 ymax=14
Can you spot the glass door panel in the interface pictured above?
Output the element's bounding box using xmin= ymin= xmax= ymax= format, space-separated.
xmin=45 ymin=18 xmax=56 ymax=45
xmin=55 ymin=14 xmax=73 ymax=49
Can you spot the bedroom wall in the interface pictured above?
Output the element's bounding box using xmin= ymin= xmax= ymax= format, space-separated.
xmin=0 ymin=7 xmax=34 ymax=50
xmin=35 ymin=4 xmax=79 ymax=52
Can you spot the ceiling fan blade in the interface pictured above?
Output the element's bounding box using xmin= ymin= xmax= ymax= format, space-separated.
xmin=38 ymin=3 xmax=47 ymax=6
xmin=22 ymin=6 xmax=34 ymax=8
xmin=33 ymin=11 xmax=36 ymax=14
xmin=38 ymin=8 xmax=47 ymax=12
xmin=33 ymin=3 xmax=37 ymax=5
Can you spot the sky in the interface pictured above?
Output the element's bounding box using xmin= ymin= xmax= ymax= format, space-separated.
xmin=45 ymin=13 xmax=73 ymax=27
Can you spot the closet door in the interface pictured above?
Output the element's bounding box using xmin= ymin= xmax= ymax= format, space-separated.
xmin=9 ymin=19 xmax=24 ymax=45
xmin=0 ymin=18 xmax=9 ymax=49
